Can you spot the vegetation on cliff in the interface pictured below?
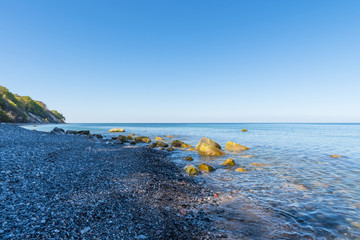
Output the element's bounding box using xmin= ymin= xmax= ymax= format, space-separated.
xmin=0 ymin=85 xmax=65 ymax=123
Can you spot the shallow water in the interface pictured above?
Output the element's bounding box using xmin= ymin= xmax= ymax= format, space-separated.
xmin=24 ymin=123 xmax=360 ymax=239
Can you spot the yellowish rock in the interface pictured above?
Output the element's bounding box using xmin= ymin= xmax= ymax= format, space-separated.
xmin=241 ymin=129 xmax=248 ymax=132
xmin=117 ymin=135 xmax=128 ymax=142
xmin=171 ymin=140 xmax=185 ymax=147
xmin=109 ymin=128 xmax=125 ymax=132
xmin=330 ymin=154 xmax=341 ymax=158
xmin=251 ymin=162 xmax=269 ymax=167
xmin=195 ymin=137 xmax=225 ymax=156
xmin=222 ymin=158 xmax=236 ymax=166
xmin=235 ymin=168 xmax=247 ymax=172
xmin=181 ymin=143 xmax=193 ymax=148
xmin=155 ymin=136 xmax=164 ymax=141
xmin=184 ymin=156 xmax=193 ymax=161
xmin=167 ymin=147 xmax=174 ymax=152
xmin=134 ymin=136 xmax=151 ymax=143
xmin=184 ymin=164 xmax=198 ymax=176
xmin=198 ymin=163 xmax=215 ymax=172
xmin=188 ymin=148 xmax=196 ymax=151
xmin=242 ymin=155 xmax=254 ymax=158
xmin=154 ymin=141 xmax=169 ymax=148
xmin=127 ymin=135 xmax=133 ymax=140
xmin=167 ymin=135 xmax=175 ymax=138
xmin=225 ymin=141 xmax=249 ymax=151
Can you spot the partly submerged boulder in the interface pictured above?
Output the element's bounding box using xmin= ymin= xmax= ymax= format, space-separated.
xmin=170 ymin=140 xmax=185 ymax=147
xmin=195 ymin=137 xmax=225 ymax=156
xmin=184 ymin=156 xmax=193 ymax=161
xmin=181 ymin=143 xmax=193 ymax=148
xmin=330 ymin=154 xmax=341 ymax=158
xmin=155 ymin=136 xmax=164 ymax=141
xmin=198 ymin=163 xmax=215 ymax=172
xmin=127 ymin=135 xmax=133 ymax=140
xmin=117 ymin=135 xmax=128 ymax=142
xmin=50 ymin=127 xmax=65 ymax=135
xmin=222 ymin=158 xmax=235 ymax=166
xmin=225 ymin=141 xmax=249 ymax=152
xmin=188 ymin=148 xmax=196 ymax=151
xmin=134 ymin=136 xmax=151 ymax=143
xmin=109 ymin=128 xmax=125 ymax=133
xmin=241 ymin=129 xmax=248 ymax=132
xmin=167 ymin=135 xmax=175 ymax=138
xmin=149 ymin=143 xmax=156 ymax=148
xmin=154 ymin=141 xmax=169 ymax=148
xmin=184 ymin=164 xmax=198 ymax=176
xmin=167 ymin=147 xmax=174 ymax=152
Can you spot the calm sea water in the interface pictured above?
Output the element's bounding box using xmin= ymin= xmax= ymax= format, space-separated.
xmin=24 ymin=123 xmax=360 ymax=239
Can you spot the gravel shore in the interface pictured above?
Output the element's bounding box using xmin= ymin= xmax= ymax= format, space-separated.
xmin=0 ymin=124 xmax=218 ymax=239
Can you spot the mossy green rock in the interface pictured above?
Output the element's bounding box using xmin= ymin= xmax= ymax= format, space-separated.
xmin=181 ymin=143 xmax=193 ymax=148
xmin=170 ymin=140 xmax=185 ymax=147
xmin=222 ymin=158 xmax=235 ymax=166
xmin=135 ymin=136 xmax=151 ymax=143
xmin=184 ymin=164 xmax=198 ymax=176
xmin=195 ymin=137 xmax=225 ymax=156
xmin=167 ymin=147 xmax=174 ymax=152
xmin=149 ymin=143 xmax=156 ymax=148
xmin=127 ymin=135 xmax=133 ymax=140
xmin=225 ymin=141 xmax=249 ymax=152
xmin=155 ymin=136 xmax=164 ymax=141
xmin=184 ymin=156 xmax=193 ymax=161
xmin=155 ymin=141 xmax=169 ymax=148
xmin=198 ymin=163 xmax=215 ymax=172
xmin=109 ymin=128 xmax=125 ymax=132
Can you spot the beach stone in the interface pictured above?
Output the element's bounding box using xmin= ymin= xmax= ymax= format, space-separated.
xmin=235 ymin=168 xmax=247 ymax=172
xmin=184 ymin=164 xmax=198 ymax=176
xmin=135 ymin=136 xmax=151 ymax=143
xmin=330 ymin=154 xmax=341 ymax=158
xmin=155 ymin=136 xmax=164 ymax=141
xmin=225 ymin=141 xmax=249 ymax=151
xmin=241 ymin=129 xmax=248 ymax=132
xmin=184 ymin=156 xmax=193 ymax=161
xmin=195 ymin=137 xmax=225 ymax=156
xmin=167 ymin=147 xmax=174 ymax=152
xmin=222 ymin=158 xmax=235 ymax=166
xmin=77 ymin=130 xmax=90 ymax=135
xmin=117 ymin=135 xmax=128 ymax=142
xmin=109 ymin=128 xmax=125 ymax=132
xmin=95 ymin=134 xmax=103 ymax=139
xmin=155 ymin=141 xmax=169 ymax=148
xmin=50 ymin=127 xmax=65 ymax=135
xmin=198 ymin=163 xmax=215 ymax=172
xmin=171 ymin=140 xmax=185 ymax=147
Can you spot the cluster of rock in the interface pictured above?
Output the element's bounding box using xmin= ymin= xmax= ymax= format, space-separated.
xmin=50 ymin=127 xmax=103 ymax=139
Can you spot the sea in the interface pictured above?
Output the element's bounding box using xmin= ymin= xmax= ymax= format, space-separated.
xmin=23 ymin=123 xmax=360 ymax=239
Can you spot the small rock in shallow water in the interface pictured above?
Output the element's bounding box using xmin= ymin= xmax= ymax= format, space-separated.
xmin=351 ymin=222 xmax=360 ymax=228
xmin=184 ymin=156 xmax=193 ymax=161
xmin=225 ymin=141 xmax=249 ymax=152
xmin=167 ymin=147 xmax=174 ymax=152
xmin=155 ymin=136 xmax=163 ymax=141
xmin=241 ymin=129 xmax=248 ymax=132
xmin=251 ymin=162 xmax=269 ymax=167
xmin=330 ymin=154 xmax=341 ymax=158
xmin=198 ymin=163 xmax=215 ymax=172
xmin=109 ymin=128 xmax=125 ymax=132
xmin=222 ymin=158 xmax=235 ymax=166
xmin=235 ymin=168 xmax=247 ymax=172
xmin=184 ymin=164 xmax=198 ymax=176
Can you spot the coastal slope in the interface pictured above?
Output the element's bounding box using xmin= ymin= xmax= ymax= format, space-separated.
xmin=0 ymin=85 xmax=65 ymax=123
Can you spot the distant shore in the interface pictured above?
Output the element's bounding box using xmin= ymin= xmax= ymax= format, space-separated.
xmin=0 ymin=124 xmax=219 ymax=239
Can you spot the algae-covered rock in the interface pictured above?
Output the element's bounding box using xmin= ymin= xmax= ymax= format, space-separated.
xmin=184 ymin=164 xmax=198 ymax=176
xmin=188 ymin=148 xmax=196 ymax=151
xmin=149 ymin=143 xmax=156 ymax=148
xmin=181 ymin=143 xmax=193 ymax=148
xmin=222 ymin=158 xmax=235 ymax=166
xmin=195 ymin=137 xmax=225 ymax=156
xmin=167 ymin=147 xmax=174 ymax=152
xmin=127 ymin=135 xmax=133 ymax=140
xmin=135 ymin=136 xmax=151 ymax=143
xmin=225 ymin=141 xmax=249 ymax=152
xmin=241 ymin=129 xmax=248 ymax=132
xmin=155 ymin=136 xmax=164 ymax=141
xmin=109 ymin=128 xmax=125 ymax=132
xmin=184 ymin=156 xmax=193 ymax=161
xmin=170 ymin=140 xmax=185 ymax=147
xmin=330 ymin=154 xmax=341 ymax=158
xmin=155 ymin=141 xmax=169 ymax=148
xmin=130 ymin=141 xmax=136 ymax=145
xmin=198 ymin=163 xmax=215 ymax=172
xmin=235 ymin=168 xmax=247 ymax=172
xmin=117 ymin=135 xmax=128 ymax=142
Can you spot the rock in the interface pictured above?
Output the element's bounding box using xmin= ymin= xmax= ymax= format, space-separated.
xmin=66 ymin=130 xmax=77 ymax=134
xmin=170 ymin=140 xmax=185 ymax=147
xmin=95 ymin=134 xmax=103 ymax=139
xmin=330 ymin=154 xmax=341 ymax=158
xmin=155 ymin=136 xmax=164 ymax=141
xmin=155 ymin=141 xmax=169 ymax=148
xmin=181 ymin=143 xmax=193 ymax=148
xmin=241 ymin=129 xmax=248 ymax=132
xmin=235 ymin=168 xmax=247 ymax=172
xmin=222 ymin=158 xmax=235 ymax=166
xmin=251 ymin=162 xmax=268 ymax=167
xmin=195 ymin=137 xmax=225 ymax=156
xmin=184 ymin=156 xmax=193 ymax=161
xmin=50 ymin=127 xmax=65 ymax=135
xmin=184 ymin=164 xmax=198 ymax=176
xmin=130 ymin=141 xmax=136 ymax=145
xmin=149 ymin=143 xmax=156 ymax=148
xmin=198 ymin=163 xmax=215 ymax=172
xmin=109 ymin=128 xmax=125 ymax=132
xmin=242 ymin=155 xmax=253 ymax=158
xmin=167 ymin=135 xmax=175 ymax=138
xmin=167 ymin=147 xmax=174 ymax=152
xmin=351 ymin=221 xmax=360 ymax=228
xmin=117 ymin=135 xmax=128 ymax=142
xmin=188 ymin=148 xmax=196 ymax=151
xmin=134 ymin=136 xmax=151 ymax=143
xmin=77 ymin=130 xmax=90 ymax=135
xmin=225 ymin=141 xmax=249 ymax=151
xmin=127 ymin=135 xmax=133 ymax=140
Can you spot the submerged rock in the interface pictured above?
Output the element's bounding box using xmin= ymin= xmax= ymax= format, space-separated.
xmin=167 ymin=135 xmax=175 ymax=138
xmin=155 ymin=136 xmax=164 ymax=141
xmin=109 ymin=128 xmax=125 ymax=133
xmin=198 ymin=163 xmax=215 ymax=172
xmin=50 ymin=127 xmax=65 ymax=135
xmin=251 ymin=162 xmax=268 ymax=167
xmin=330 ymin=154 xmax=341 ymax=158
xmin=235 ymin=168 xmax=247 ymax=172
xmin=195 ymin=137 xmax=225 ymax=156
xmin=167 ymin=147 xmax=174 ymax=152
xmin=225 ymin=141 xmax=249 ymax=151
xmin=127 ymin=135 xmax=133 ymax=140
xmin=184 ymin=156 xmax=193 ymax=161
xmin=222 ymin=158 xmax=235 ymax=166
xmin=134 ymin=136 xmax=151 ymax=143
xmin=184 ymin=164 xmax=198 ymax=176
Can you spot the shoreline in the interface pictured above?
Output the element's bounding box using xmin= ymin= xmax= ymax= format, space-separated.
xmin=0 ymin=124 xmax=220 ymax=239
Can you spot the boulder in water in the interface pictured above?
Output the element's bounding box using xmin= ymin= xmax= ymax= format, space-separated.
xmin=134 ymin=136 xmax=151 ymax=143
xmin=195 ymin=137 xmax=225 ymax=156
xmin=225 ymin=141 xmax=249 ymax=151
xmin=330 ymin=154 xmax=341 ymax=158
xmin=222 ymin=158 xmax=235 ymax=166
xmin=155 ymin=136 xmax=164 ymax=141
xmin=241 ymin=129 xmax=248 ymax=132
xmin=167 ymin=147 xmax=174 ymax=152
xmin=235 ymin=168 xmax=247 ymax=172
xmin=50 ymin=127 xmax=65 ymax=135
xmin=109 ymin=128 xmax=125 ymax=133
xmin=184 ymin=164 xmax=198 ymax=176
xmin=184 ymin=156 xmax=193 ymax=161
xmin=198 ymin=163 xmax=215 ymax=172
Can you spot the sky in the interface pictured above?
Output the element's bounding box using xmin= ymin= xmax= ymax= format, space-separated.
xmin=0 ymin=0 xmax=359 ymax=123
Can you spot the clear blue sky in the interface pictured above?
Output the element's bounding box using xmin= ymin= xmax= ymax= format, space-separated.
xmin=1 ymin=0 xmax=359 ymax=123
